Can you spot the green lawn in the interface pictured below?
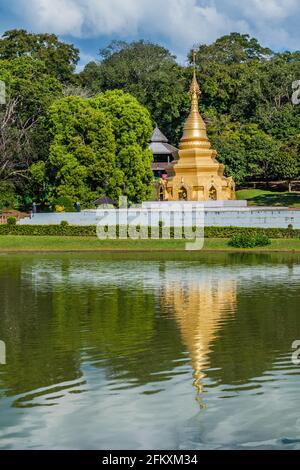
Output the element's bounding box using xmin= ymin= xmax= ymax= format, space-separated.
xmin=236 ymin=189 xmax=300 ymax=207
xmin=1 ymin=235 xmax=300 ymax=252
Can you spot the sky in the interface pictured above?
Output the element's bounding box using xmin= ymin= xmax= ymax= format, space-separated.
xmin=0 ymin=0 xmax=300 ymax=69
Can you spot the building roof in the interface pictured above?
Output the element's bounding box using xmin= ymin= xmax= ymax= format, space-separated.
xmin=93 ymin=196 xmax=116 ymax=206
xmin=150 ymin=141 xmax=178 ymax=155
xmin=151 ymin=126 xmax=169 ymax=143
xmin=149 ymin=126 xmax=178 ymax=155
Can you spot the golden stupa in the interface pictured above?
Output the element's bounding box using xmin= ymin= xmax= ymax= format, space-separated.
xmin=164 ymin=54 xmax=235 ymax=202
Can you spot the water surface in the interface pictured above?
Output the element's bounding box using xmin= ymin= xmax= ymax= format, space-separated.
xmin=0 ymin=252 xmax=300 ymax=450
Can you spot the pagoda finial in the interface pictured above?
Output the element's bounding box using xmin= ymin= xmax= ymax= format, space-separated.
xmin=190 ymin=50 xmax=200 ymax=103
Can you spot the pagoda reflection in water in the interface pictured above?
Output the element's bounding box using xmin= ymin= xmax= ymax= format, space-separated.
xmin=160 ymin=272 xmax=237 ymax=399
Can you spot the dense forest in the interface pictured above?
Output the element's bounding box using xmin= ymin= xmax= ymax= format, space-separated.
xmin=0 ymin=29 xmax=300 ymax=209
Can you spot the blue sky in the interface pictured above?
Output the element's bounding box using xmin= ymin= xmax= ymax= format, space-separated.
xmin=1 ymin=0 xmax=300 ymax=69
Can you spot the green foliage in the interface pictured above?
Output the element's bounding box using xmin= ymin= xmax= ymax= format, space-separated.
xmin=0 ymin=29 xmax=79 ymax=82
xmin=0 ymin=224 xmax=97 ymax=236
xmin=47 ymin=96 xmax=121 ymax=205
xmin=272 ymin=139 xmax=300 ymax=184
xmin=91 ymin=90 xmax=152 ymax=150
xmin=6 ymin=216 xmax=17 ymax=226
xmin=204 ymin=226 xmax=298 ymax=239
xmin=81 ymin=40 xmax=189 ymax=143
xmin=236 ymin=189 xmax=300 ymax=207
xmin=0 ymin=182 xmax=16 ymax=210
xmin=255 ymin=234 xmax=272 ymax=247
xmin=208 ymin=119 xmax=282 ymax=183
xmin=51 ymin=196 xmax=76 ymax=212
xmin=0 ymin=57 xmax=62 ymax=193
xmin=45 ymin=91 xmax=153 ymax=205
xmin=91 ymin=90 xmax=154 ymax=203
xmin=229 ymin=233 xmax=271 ymax=248
xmin=0 ymin=57 xmax=62 ymax=118
xmin=60 ymin=221 xmax=70 ymax=227
xmin=193 ymin=33 xmax=272 ymax=66
xmin=0 ymin=224 xmax=299 ymax=240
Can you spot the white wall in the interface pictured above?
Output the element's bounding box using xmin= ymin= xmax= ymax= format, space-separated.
xmin=19 ymin=206 xmax=300 ymax=229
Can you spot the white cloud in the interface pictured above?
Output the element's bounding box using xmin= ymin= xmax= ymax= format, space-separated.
xmin=236 ymin=0 xmax=298 ymax=21
xmin=8 ymin=0 xmax=300 ymax=57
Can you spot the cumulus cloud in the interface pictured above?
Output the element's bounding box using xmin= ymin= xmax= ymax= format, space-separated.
xmin=7 ymin=0 xmax=300 ymax=57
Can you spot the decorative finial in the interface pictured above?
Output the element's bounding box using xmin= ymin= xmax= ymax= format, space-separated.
xmin=190 ymin=49 xmax=200 ymax=101
xmin=192 ymin=50 xmax=197 ymax=70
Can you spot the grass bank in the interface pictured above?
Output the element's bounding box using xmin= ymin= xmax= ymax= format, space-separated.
xmin=1 ymin=235 xmax=300 ymax=252
xmin=236 ymin=189 xmax=300 ymax=207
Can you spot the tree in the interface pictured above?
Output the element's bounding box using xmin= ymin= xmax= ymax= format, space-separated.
xmin=0 ymin=29 xmax=79 ymax=83
xmin=208 ymin=114 xmax=281 ymax=183
xmin=46 ymin=96 xmax=123 ymax=206
xmin=0 ymin=57 xmax=62 ymax=191
xmin=44 ymin=91 xmax=153 ymax=206
xmin=81 ymin=40 xmax=189 ymax=143
xmin=190 ymin=33 xmax=272 ymax=115
xmin=272 ymin=139 xmax=300 ymax=191
xmin=0 ymin=181 xmax=16 ymax=210
xmin=193 ymin=33 xmax=272 ymax=66
xmin=91 ymin=90 xmax=154 ymax=203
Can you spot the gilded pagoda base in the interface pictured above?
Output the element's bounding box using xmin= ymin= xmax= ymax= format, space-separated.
xmin=163 ymin=150 xmax=235 ymax=202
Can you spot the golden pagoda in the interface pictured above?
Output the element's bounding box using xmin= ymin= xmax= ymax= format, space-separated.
xmin=164 ymin=53 xmax=235 ymax=201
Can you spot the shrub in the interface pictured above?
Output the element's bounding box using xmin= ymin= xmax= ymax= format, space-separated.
xmin=0 ymin=182 xmax=16 ymax=210
xmin=254 ymin=234 xmax=271 ymax=247
xmin=0 ymin=224 xmax=297 ymax=240
xmin=51 ymin=196 xmax=75 ymax=213
xmin=6 ymin=216 xmax=17 ymax=226
xmin=204 ymin=226 xmax=299 ymax=239
xmin=60 ymin=220 xmax=69 ymax=227
xmin=229 ymin=233 xmax=271 ymax=248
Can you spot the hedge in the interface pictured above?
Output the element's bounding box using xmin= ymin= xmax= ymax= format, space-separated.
xmin=0 ymin=224 xmax=300 ymax=239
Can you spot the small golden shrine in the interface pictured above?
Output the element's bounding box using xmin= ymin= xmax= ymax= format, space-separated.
xmin=163 ymin=53 xmax=235 ymax=201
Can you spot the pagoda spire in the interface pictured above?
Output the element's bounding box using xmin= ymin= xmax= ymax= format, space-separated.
xmin=179 ymin=50 xmax=209 ymax=151
xmin=190 ymin=50 xmax=201 ymax=111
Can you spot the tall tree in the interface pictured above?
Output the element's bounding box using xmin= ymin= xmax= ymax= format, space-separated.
xmin=193 ymin=33 xmax=272 ymax=66
xmin=81 ymin=40 xmax=189 ymax=143
xmin=0 ymin=57 xmax=62 ymax=189
xmin=272 ymin=138 xmax=300 ymax=191
xmin=91 ymin=90 xmax=154 ymax=203
xmin=43 ymin=90 xmax=153 ymax=206
xmin=46 ymin=96 xmax=122 ymax=205
xmin=0 ymin=29 xmax=79 ymax=83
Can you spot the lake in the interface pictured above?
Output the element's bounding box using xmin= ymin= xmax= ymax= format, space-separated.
xmin=0 ymin=252 xmax=300 ymax=450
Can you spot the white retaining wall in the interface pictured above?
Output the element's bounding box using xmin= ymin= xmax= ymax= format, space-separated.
xmin=18 ymin=206 xmax=300 ymax=229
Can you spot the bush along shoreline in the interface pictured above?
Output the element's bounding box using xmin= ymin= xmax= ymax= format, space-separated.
xmin=229 ymin=233 xmax=271 ymax=248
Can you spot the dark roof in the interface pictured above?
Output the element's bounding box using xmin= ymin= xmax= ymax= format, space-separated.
xmin=93 ymin=196 xmax=116 ymax=206
xmin=149 ymin=126 xmax=178 ymax=156
xmin=151 ymin=126 xmax=169 ymax=143
xmin=150 ymin=141 xmax=178 ymax=155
